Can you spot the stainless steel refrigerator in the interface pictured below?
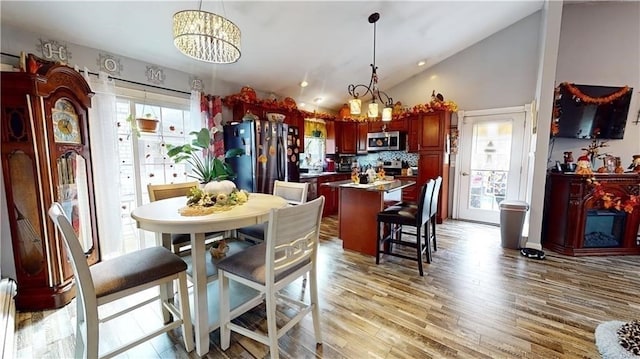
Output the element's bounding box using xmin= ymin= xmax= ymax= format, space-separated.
xmin=224 ymin=120 xmax=300 ymax=194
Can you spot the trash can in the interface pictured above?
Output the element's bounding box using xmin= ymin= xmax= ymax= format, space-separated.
xmin=499 ymin=200 xmax=529 ymax=249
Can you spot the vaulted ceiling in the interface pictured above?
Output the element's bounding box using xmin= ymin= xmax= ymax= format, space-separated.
xmin=0 ymin=1 xmax=544 ymax=110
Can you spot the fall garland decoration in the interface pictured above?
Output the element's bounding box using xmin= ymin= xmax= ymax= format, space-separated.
xmin=222 ymin=87 xmax=337 ymax=120
xmin=586 ymin=177 xmax=639 ymax=213
xmin=223 ymin=86 xmax=458 ymax=123
xmin=562 ymin=82 xmax=631 ymax=104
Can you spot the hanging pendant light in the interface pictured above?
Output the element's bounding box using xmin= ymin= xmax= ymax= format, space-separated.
xmin=173 ymin=0 xmax=241 ymax=64
xmin=347 ymin=12 xmax=394 ymax=121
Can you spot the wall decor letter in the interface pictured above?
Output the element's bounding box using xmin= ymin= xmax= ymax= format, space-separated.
xmin=97 ymin=53 xmax=123 ymax=75
xmin=37 ymin=39 xmax=71 ymax=63
xmin=190 ymin=76 xmax=204 ymax=91
xmin=145 ymin=65 xmax=165 ymax=85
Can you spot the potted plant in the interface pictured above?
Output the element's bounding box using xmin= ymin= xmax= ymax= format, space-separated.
xmin=166 ymin=127 xmax=241 ymax=195
xmin=136 ymin=113 xmax=159 ymax=133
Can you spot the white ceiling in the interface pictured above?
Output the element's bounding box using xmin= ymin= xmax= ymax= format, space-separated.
xmin=0 ymin=1 xmax=543 ymax=111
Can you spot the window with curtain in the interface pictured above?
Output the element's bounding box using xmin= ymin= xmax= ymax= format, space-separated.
xmin=301 ymin=119 xmax=326 ymax=171
xmin=116 ymin=95 xmax=197 ymax=252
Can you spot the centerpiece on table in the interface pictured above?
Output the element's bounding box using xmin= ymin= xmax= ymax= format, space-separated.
xmin=166 ymin=127 xmax=249 ymax=216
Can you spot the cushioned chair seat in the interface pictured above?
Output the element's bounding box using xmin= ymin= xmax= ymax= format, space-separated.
xmin=377 ymin=205 xmax=418 ymax=226
xmin=217 ymin=242 xmax=310 ymax=285
xmin=90 ymin=246 xmax=187 ymax=299
xmin=237 ymin=224 xmax=266 ymax=241
xmin=171 ymin=231 xmax=222 ymax=245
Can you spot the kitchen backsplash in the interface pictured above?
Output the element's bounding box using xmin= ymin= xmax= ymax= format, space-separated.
xmin=356 ymin=151 xmax=418 ymax=167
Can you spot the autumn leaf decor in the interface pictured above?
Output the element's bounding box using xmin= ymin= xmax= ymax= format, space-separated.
xmin=587 ymin=177 xmax=639 ymax=213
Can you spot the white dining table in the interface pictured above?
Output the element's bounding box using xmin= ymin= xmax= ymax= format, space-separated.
xmin=130 ymin=193 xmax=287 ymax=356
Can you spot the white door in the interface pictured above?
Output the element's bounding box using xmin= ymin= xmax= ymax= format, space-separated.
xmin=457 ymin=110 xmax=526 ymax=224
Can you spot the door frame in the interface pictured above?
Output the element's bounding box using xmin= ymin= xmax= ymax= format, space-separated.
xmin=452 ymin=104 xmax=534 ymax=222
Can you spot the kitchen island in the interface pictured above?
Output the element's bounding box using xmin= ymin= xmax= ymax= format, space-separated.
xmin=323 ymin=179 xmax=416 ymax=256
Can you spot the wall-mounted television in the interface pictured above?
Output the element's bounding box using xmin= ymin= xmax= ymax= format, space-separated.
xmin=553 ymin=83 xmax=633 ymax=139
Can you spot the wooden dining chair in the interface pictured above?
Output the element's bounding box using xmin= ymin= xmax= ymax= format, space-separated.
xmin=376 ymin=179 xmax=435 ymax=276
xmin=48 ymin=202 xmax=194 ymax=358
xmin=147 ymin=181 xmax=223 ymax=255
xmin=237 ymin=180 xmax=309 ymax=243
xmin=218 ymin=196 xmax=325 ymax=359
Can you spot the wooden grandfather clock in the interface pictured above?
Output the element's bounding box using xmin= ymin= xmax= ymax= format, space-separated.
xmin=1 ymin=57 xmax=100 ymax=310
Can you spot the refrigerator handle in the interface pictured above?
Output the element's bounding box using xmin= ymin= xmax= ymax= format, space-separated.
xmin=277 ymin=134 xmax=284 ymax=180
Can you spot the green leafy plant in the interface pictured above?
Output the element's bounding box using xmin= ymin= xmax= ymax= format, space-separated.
xmin=125 ymin=114 xmax=140 ymax=138
xmin=166 ymin=128 xmax=237 ymax=183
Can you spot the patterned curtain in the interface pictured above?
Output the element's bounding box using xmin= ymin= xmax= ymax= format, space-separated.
xmin=197 ymin=93 xmax=225 ymax=159
xmin=304 ymin=118 xmax=326 ymax=138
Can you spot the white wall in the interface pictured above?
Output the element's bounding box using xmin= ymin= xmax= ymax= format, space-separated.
xmin=550 ymin=1 xmax=640 ymax=168
xmin=0 ymin=25 xmax=238 ymax=97
xmin=389 ymin=12 xmax=542 ymax=111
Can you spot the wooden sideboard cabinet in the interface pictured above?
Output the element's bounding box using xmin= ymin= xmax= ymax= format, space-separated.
xmin=1 ymin=64 xmax=100 ymax=310
xmin=542 ymin=172 xmax=640 ymax=256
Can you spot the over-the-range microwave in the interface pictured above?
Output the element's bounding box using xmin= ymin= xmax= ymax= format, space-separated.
xmin=367 ymin=131 xmax=405 ymax=151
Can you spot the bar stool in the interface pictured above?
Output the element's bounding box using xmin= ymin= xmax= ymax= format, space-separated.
xmin=376 ymin=179 xmax=435 ymax=276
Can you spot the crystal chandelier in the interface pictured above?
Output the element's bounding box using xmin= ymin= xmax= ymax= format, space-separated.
xmin=173 ymin=1 xmax=241 ymax=64
xmin=347 ymin=12 xmax=394 ymax=121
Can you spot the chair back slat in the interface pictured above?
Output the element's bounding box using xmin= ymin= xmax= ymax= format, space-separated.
xmin=148 ymin=181 xmax=199 ymax=202
xmin=265 ymin=196 xmax=324 ymax=280
xmin=430 ymin=176 xmax=442 ymax=217
xmin=418 ymin=179 xmax=436 ymax=227
xmin=273 ymin=180 xmax=309 ymax=205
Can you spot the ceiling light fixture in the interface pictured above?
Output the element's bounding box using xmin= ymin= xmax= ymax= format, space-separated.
xmin=417 ymin=60 xmax=426 ymax=67
xmin=347 ymin=12 xmax=394 ymax=121
xmin=300 ymin=81 xmax=309 ymax=88
xmin=173 ymin=0 xmax=241 ymax=64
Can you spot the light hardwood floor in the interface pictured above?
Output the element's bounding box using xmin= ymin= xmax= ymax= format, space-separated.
xmin=14 ymin=217 xmax=640 ymax=358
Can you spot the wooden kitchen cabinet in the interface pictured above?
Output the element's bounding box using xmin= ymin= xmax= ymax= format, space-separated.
xmin=335 ymin=121 xmax=357 ymax=154
xmin=357 ymin=122 xmax=368 ymax=154
xmin=407 ymin=111 xmax=450 ymax=153
xmin=418 ymin=151 xmax=449 ymax=223
xmin=368 ymin=118 xmax=408 ymax=132
xmin=1 ymin=63 xmax=100 ymax=310
xmin=318 ymin=173 xmax=350 ymax=216
xmin=230 ymin=101 xmax=264 ymax=123
xmin=406 ymin=111 xmax=451 ymax=223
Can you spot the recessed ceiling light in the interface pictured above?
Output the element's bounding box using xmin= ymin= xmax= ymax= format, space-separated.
xmin=313 ymin=97 xmax=323 ymax=103
xmin=417 ymin=60 xmax=426 ymax=67
xmin=300 ymin=81 xmax=309 ymax=88
xmin=299 ymin=102 xmax=306 ymax=107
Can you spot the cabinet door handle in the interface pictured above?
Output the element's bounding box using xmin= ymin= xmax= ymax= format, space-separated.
xmin=461 ymin=172 xmax=469 ymax=176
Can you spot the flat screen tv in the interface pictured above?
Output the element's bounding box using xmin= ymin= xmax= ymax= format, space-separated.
xmin=553 ymin=83 xmax=633 ymax=139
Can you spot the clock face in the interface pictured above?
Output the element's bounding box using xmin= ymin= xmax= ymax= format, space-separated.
xmin=52 ymin=99 xmax=81 ymax=144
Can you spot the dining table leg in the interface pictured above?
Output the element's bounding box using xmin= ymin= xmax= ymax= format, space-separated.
xmin=191 ymin=232 xmax=209 ymax=356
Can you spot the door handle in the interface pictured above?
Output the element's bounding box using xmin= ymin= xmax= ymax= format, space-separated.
xmin=461 ymin=172 xmax=469 ymax=176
